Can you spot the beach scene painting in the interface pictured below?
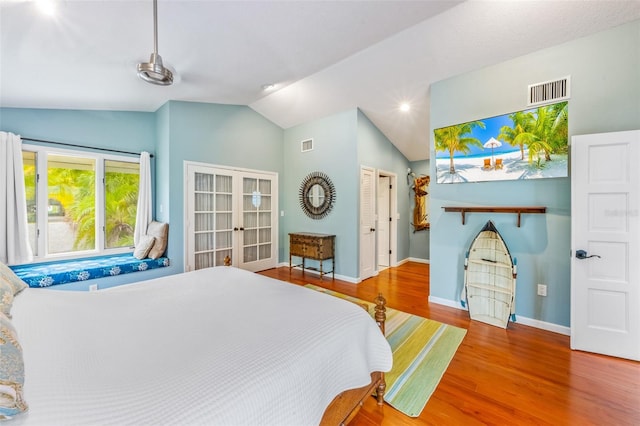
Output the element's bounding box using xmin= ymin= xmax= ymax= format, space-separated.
xmin=434 ymin=101 xmax=568 ymax=184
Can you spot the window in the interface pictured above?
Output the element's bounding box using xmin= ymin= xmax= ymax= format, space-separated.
xmin=105 ymin=160 xmax=140 ymax=249
xmin=23 ymin=146 xmax=140 ymax=260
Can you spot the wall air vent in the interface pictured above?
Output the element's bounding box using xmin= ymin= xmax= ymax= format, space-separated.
xmin=527 ymin=76 xmax=570 ymax=106
xmin=301 ymin=138 xmax=313 ymax=152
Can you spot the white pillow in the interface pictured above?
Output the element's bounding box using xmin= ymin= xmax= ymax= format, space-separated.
xmin=147 ymin=221 xmax=169 ymax=259
xmin=133 ymin=235 xmax=156 ymax=260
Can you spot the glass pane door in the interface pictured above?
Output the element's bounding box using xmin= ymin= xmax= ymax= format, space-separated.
xmin=193 ymin=171 xmax=233 ymax=269
xmin=241 ymin=175 xmax=273 ymax=269
xmin=186 ymin=163 xmax=277 ymax=272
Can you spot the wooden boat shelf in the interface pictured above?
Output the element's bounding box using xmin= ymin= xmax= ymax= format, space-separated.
xmin=443 ymin=206 xmax=546 ymax=227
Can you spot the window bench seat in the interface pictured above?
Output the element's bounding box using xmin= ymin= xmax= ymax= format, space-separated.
xmin=10 ymin=254 xmax=170 ymax=288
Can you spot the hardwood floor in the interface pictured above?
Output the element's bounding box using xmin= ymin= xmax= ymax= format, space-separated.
xmin=259 ymin=262 xmax=640 ymax=426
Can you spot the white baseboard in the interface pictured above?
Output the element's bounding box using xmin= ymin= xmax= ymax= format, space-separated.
xmin=429 ymin=295 xmax=464 ymax=310
xmin=394 ymin=258 xmax=409 ymax=266
xmin=428 ymin=296 xmax=570 ymax=336
xmin=515 ymin=317 xmax=570 ymax=336
xmin=277 ymin=264 xmax=570 ymax=335
xmin=408 ymin=257 xmax=430 ymax=264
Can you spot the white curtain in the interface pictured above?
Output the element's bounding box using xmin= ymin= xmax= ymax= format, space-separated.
xmin=133 ymin=151 xmax=152 ymax=247
xmin=0 ymin=132 xmax=33 ymax=265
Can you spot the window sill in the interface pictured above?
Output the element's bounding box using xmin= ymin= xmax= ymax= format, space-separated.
xmin=10 ymin=253 xmax=170 ymax=288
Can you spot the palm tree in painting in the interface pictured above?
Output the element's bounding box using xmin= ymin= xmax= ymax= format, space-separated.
xmin=530 ymin=102 xmax=567 ymax=164
xmin=499 ymin=101 xmax=568 ymax=168
xmin=526 ymin=138 xmax=553 ymax=168
xmin=498 ymin=110 xmax=535 ymax=160
xmin=434 ymin=121 xmax=485 ymax=174
xmin=542 ymin=101 xmax=568 ymax=160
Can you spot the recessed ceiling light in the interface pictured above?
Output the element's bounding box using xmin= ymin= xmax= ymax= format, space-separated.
xmin=35 ymin=0 xmax=57 ymax=16
xmin=262 ymin=83 xmax=276 ymax=91
xmin=400 ymin=103 xmax=411 ymax=112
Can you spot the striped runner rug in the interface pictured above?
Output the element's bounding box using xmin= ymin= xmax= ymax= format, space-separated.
xmin=305 ymin=285 xmax=467 ymax=417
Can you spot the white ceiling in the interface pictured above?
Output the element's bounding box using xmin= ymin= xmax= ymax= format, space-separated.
xmin=1 ymin=1 xmax=639 ymax=161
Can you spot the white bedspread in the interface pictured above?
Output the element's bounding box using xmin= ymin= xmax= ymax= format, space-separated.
xmin=9 ymin=267 xmax=392 ymax=425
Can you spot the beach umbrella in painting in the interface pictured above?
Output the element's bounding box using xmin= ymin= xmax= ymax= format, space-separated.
xmin=483 ymin=137 xmax=502 ymax=163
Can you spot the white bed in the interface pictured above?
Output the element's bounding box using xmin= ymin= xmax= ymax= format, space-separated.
xmin=8 ymin=266 xmax=392 ymax=425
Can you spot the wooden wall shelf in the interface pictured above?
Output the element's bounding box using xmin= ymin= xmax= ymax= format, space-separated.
xmin=443 ymin=206 xmax=546 ymax=227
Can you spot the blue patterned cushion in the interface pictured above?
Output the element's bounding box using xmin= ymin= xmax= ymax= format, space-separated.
xmin=0 ymin=262 xmax=27 ymax=296
xmin=0 ymin=313 xmax=27 ymax=419
xmin=9 ymin=254 xmax=170 ymax=288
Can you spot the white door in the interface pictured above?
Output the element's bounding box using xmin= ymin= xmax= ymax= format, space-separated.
xmin=571 ymin=130 xmax=640 ymax=361
xmin=185 ymin=163 xmax=278 ymax=273
xmin=360 ymin=167 xmax=376 ymax=280
xmin=238 ymin=172 xmax=277 ymax=272
xmin=185 ymin=164 xmax=235 ymax=271
xmin=377 ymin=176 xmax=390 ymax=268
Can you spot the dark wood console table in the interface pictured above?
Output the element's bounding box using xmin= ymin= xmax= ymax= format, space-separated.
xmin=289 ymin=232 xmax=335 ymax=279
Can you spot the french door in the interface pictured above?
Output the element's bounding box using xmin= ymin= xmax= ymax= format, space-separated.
xmin=185 ymin=162 xmax=278 ymax=272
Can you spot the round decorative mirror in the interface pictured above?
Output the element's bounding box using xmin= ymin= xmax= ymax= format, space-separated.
xmin=299 ymin=171 xmax=336 ymax=219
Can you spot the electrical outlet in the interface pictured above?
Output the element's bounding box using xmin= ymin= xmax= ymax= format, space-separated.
xmin=89 ymin=284 xmax=98 ymax=292
xmin=537 ymin=284 xmax=547 ymax=297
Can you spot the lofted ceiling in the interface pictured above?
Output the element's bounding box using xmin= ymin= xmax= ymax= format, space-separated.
xmin=1 ymin=1 xmax=639 ymax=161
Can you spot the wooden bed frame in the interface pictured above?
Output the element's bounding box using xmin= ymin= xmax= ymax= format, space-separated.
xmin=319 ymin=293 xmax=387 ymax=425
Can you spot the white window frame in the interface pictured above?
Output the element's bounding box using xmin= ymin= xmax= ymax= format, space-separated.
xmin=23 ymin=144 xmax=141 ymax=262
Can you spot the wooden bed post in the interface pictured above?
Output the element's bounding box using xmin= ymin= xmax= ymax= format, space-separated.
xmin=320 ymin=293 xmax=389 ymax=425
xmin=373 ymin=293 xmax=387 ymax=405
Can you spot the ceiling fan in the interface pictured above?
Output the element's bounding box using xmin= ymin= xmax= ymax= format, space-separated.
xmin=137 ymin=0 xmax=173 ymax=86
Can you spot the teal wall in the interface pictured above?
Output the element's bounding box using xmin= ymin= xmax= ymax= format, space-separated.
xmin=3 ymin=21 xmax=636 ymax=299
xmin=1 ymin=102 xmax=411 ymax=286
xmin=0 ymin=108 xmax=155 ymax=155
xmin=282 ymin=109 xmax=359 ymax=278
xmin=0 ymin=102 xmax=284 ymax=288
xmin=281 ymin=108 xmax=414 ymax=280
xmin=0 ymin=107 xmax=167 ymax=288
xmin=162 ymin=101 xmax=285 ymax=273
xmin=429 ymin=21 xmax=640 ymax=327
xmin=155 ymin=103 xmax=171 ymax=225
xmin=357 ymin=110 xmax=412 ymax=264
xmin=409 ymin=159 xmax=429 ymax=261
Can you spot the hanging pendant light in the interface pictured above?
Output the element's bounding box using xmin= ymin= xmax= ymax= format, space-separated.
xmin=137 ymin=0 xmax=173 ymax=85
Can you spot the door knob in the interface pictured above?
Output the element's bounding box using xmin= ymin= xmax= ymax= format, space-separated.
xmin=576 ymin=249 xmax=601 ymax=259
xmin=370 ymin=228 xmax=376 ymax=232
